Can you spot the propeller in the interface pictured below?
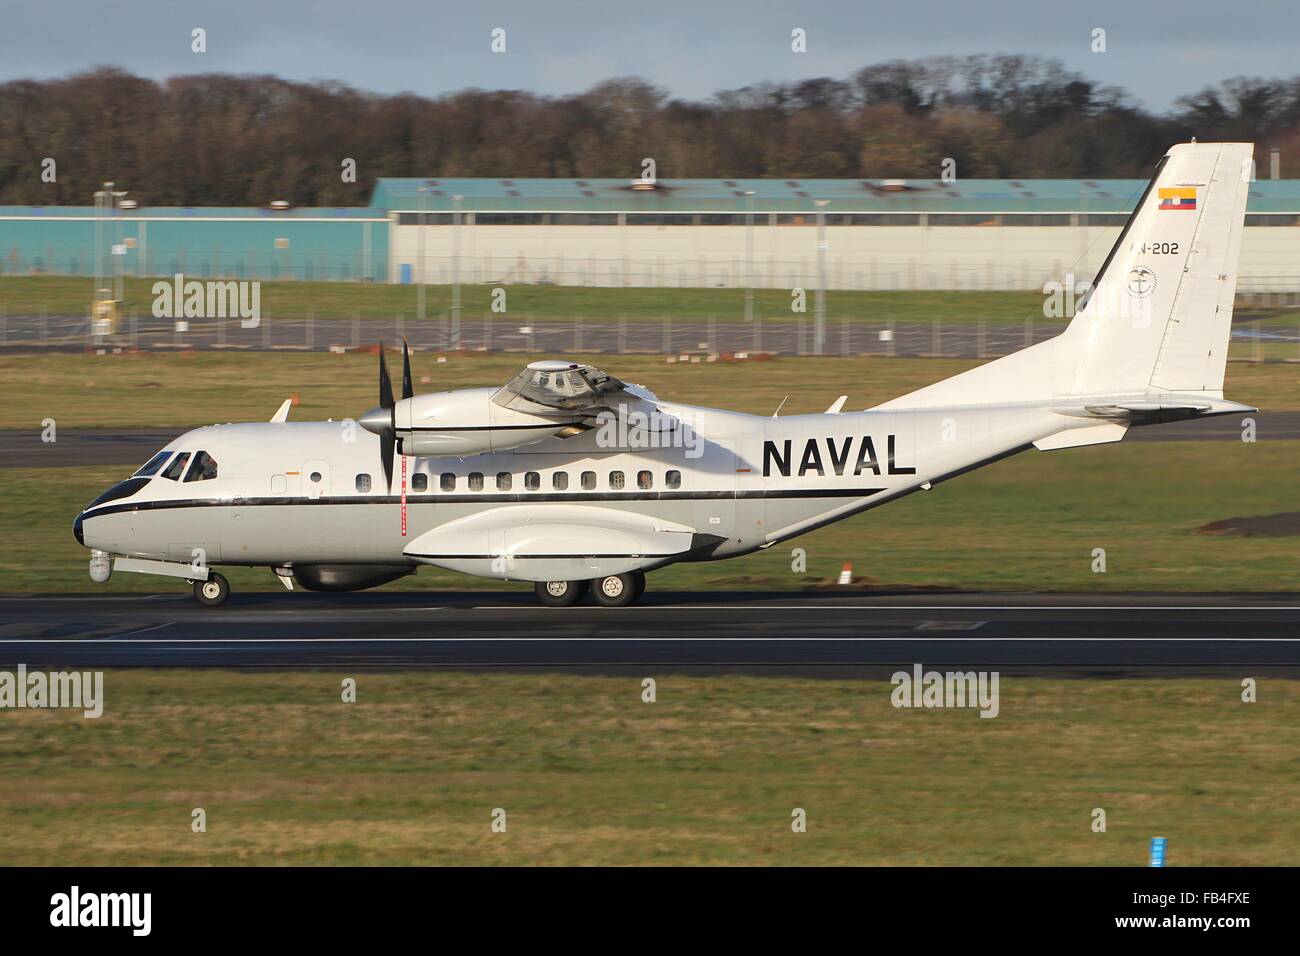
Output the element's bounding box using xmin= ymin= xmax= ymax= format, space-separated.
xmin=377 ymin=346 xmax=396 ymax=490
xmin=360 ymin=341 xmax=416 ymax=491
xmin=401 ymin=337 xmax=414 ymax=400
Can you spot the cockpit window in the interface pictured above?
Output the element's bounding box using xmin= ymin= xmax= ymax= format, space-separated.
xmin=183 ymin=450 xmax=219 ymax=482
xmin=133 ymin=450 xmax=173 ymax=477
xmin=161 ymin=452 xmax=191 ymax=481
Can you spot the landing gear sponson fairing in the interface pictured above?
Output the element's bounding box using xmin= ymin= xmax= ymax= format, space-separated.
xmin=74 ymin=143 xmax=1256 ymax=606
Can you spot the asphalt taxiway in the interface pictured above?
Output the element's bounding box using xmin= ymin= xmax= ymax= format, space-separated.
xmin=1 ymin=591 xmax=1297 ymax=670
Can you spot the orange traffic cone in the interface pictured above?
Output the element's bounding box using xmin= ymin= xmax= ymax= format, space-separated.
xmin=838 ymin=562 xmax=853 ymax=585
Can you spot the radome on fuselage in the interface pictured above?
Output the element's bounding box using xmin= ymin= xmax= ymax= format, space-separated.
xmin=73 ymin=142 xmax=1258 ymax=607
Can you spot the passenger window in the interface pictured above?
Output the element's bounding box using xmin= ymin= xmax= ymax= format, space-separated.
xmin=355 ymin=473 xmax=372 ymax=493
xmin=666 ymin=470 xmax=682 ymax=489
xmin=468 ymin=472 xmax=484 ymax=492
xmin=637 ymin=470 xmax=653 ymax=490
xmin=552 ymin=472 xmax=569 ymax=491
xmin=496 ymin=472 xmax=512 ymax=491
xmin=581 ymin=471 xmax=596 ymax=490
xmin=524 ymin=471 xmax=540 ymax=491
xmin=440 ymin=473 xmax=456 ymax=492
xmin=161 ymin=452 xmax=191 ymax=481
xmin=411 ymin=473 xmax=428 ymax=492
xmin=133 ymin=450 xmax=172 ymax=477
xmin=609 ymin=470 xmax=625 ymax=490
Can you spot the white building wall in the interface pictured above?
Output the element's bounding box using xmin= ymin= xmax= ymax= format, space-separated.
xmin=390 ymin=221 xmax=1300 ymax=292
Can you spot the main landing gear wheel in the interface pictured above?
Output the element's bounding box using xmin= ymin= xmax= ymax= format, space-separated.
xmin=534 ymin=579 xmax=588 ymax=608
xmin=194 ymin=572 xmax=230 ymax=608
xmin=592 ymin=572 xmax=641 ymax=608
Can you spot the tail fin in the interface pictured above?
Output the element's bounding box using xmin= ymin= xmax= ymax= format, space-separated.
xmin=879 ymin=142 xmax=1253 ymax=409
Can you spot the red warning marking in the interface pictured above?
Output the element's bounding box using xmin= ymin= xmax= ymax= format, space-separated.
xmin=400 ymin=456 xmax=408 ymax=537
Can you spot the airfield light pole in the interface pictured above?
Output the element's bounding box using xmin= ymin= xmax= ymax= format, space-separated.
xmin=93 ymin=186 xmax=104 ymax=300
xmin=415 ymin=183 xmax=431 ymax=322
xmin=744 ymin=190 xmax=755 ymax=323
xmin=451 ymin=193 xmax=463 ymax=349
xmin=814 ymin=199 xmax=829 ymax=355
xmin=92 ymin=182 xmax=115 ymax=301
xmin=92 ymin=182 xmax=129 ymax=292
xmin=111 ymin=189 xmax=128 ymax=303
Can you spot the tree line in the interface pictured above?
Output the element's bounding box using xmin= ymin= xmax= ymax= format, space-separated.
xmin=1 ymin=55 xmax=1297 ymax=207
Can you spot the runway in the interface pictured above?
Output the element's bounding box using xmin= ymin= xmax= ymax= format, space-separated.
xmin=2 ymin=411 xmax=1291 ymax=469
xmin=2 ymin=590 xmax=1298 ymax=670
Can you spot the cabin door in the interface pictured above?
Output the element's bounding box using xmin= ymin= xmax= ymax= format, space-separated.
xmin=692 ymin=439 xmax=736 ymax=536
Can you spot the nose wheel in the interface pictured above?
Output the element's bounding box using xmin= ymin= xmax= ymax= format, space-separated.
xmin=193 ymin=572 xmax=230 ymax=607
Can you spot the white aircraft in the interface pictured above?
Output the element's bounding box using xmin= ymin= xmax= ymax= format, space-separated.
xmin=74 ymin=142 xmax=1256 ymax=607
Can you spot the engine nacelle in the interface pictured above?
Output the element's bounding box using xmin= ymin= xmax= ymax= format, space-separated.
xmin=292 ymin=563 xmax=416 ymax=592
xmin=393 ymin=386 xmax=585 ymax=456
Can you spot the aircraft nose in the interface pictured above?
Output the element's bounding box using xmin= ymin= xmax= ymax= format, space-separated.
xmin=359 ymin=404 xmax=393 ymax=436
xmin=73 ymin=511 xmax=85 ymax=546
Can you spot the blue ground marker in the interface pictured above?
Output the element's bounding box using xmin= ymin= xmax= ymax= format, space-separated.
xmin=1150 ymin=837 xmax=1167 ymax=867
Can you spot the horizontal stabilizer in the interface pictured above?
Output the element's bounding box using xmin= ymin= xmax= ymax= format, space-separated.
xmin=1034 ymin=421 xmax=1128 ymax=451
xmin=1082 ymin=396 xmax=1257 ymax=420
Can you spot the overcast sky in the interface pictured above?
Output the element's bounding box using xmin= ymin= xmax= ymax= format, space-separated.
xmin=0 ymin=0 xmax=1289 ymax=110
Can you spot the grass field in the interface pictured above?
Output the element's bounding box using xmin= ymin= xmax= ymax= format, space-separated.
xmin=4 ymin=351 xmax=1300 ymax=432
xmin=4 ymin=275 xmax=1300 ymax=327
xmin=0 ymin=670 xmax=1295 ymax=865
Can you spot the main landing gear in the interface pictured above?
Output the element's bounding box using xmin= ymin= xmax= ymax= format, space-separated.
xmin=533 ymin=571 xmax=646 ymax=608
xmin=192 ymin=571 xmax=230 ymax=607
xmin=533 ymin=579 xmax=589 ymax=607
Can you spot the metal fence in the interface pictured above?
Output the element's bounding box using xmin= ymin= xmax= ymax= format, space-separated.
xmin=4 ymin=307 xmax=1299 ymax=362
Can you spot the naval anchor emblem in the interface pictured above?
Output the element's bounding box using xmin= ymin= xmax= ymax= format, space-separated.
xmin=1126 ymin=266 xmax=1157 ymax=298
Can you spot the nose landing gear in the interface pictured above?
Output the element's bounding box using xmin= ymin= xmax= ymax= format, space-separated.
xmin=192 ymin=572 xmax=230 ymax=607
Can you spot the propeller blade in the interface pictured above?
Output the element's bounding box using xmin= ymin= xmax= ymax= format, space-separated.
xmin=375 ymin=344 xmax=397 ymax=490
xmin=401 ymin=339 xmax=414 ymax=400
xmin=378 ymin=344 xmax=394 ymax=410
xmin=380 ymin=426 xmax=395 ymax=490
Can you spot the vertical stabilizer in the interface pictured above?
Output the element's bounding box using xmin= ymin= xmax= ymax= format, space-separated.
xmin=877 ymin=142 xmax=1254 ymax=410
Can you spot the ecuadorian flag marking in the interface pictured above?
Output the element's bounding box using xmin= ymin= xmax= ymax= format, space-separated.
xmin=1158 ymin=186 xmax=1197 ymax=210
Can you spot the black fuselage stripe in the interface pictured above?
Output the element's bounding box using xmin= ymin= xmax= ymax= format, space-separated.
xmin=82 ymin=487 xmax=886 ymax=519
xmin=408 ymin=552 xmax=677 ymax=559
xmin=403 ymin=422 xmax=581 ymax=432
